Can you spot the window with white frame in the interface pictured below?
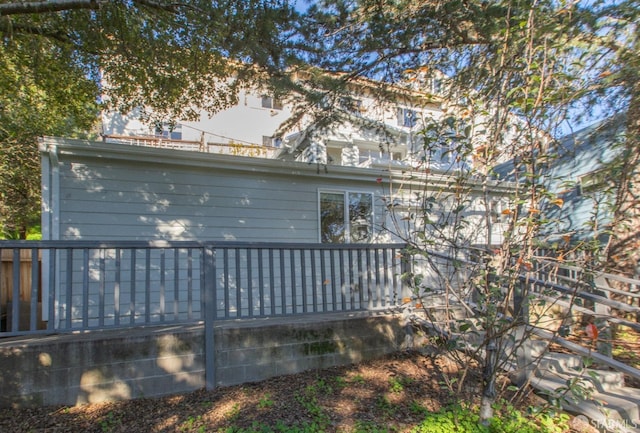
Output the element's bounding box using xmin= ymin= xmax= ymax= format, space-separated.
xmin=397 ymin=107 xmax=417 ymax=127
xmin=319 ymin=191 xmax=373 ymax=243
xmin=154 ymin=122 xmax=183 ymax=140
xmin=262 ymin=135 xmax=282 ymax=147
xmin=261 ymin=95 xmax=283 ymax=110
xmin=490 ymin=198 xmax=511 ymax=223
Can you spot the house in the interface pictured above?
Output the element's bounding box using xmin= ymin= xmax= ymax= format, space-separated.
xmin=541 ymin=116 xmax=625 ymax=245
xmin=39 ymin=136 xmax=512 ymax=246
xmin=100 ymin=72 xmax=469 ymax=172
xmin=38 ymin=75 xmax=516 ymax=333
xmin=489 ymin=115 xmax=623 ymax=251
xmin=38 ymin=135 xmax=513 ymax=330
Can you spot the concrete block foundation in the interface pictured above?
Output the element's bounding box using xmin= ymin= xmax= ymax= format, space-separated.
xmin=0 ymin=312 xmax=421 ymax=408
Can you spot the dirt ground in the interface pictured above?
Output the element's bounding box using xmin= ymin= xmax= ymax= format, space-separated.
xmin=0 ymin=350 xmax=597 ymax=433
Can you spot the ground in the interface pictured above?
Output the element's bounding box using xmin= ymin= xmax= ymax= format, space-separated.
xmin=0 ymin=350 xmax=597 ymax=433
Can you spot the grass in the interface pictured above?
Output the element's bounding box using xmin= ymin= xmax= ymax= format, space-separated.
xmin=217 ymin=400 xmax=570 ymax=433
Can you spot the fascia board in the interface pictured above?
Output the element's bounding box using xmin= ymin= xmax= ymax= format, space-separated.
xmin=40 ymin=136 xmax=514 ymax=195
xmin=390 ymin=170 xmax=517 ymax=195
xmin=40 ymin=136 xmax=387 ymax=183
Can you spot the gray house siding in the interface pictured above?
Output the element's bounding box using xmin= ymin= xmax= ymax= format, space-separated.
xmin=39 ymin=138 xmax=513 ymax=329
xmin=42 ymin=139 xmax=387 ymax=243
xmin=492 ymin=116 xmax=624 ymax=244
xmin=39 ymin=138 xmax=399 ymax=327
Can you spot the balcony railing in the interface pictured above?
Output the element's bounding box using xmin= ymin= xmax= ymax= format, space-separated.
xmin=0 ymin=241 xmax=408 ymax=337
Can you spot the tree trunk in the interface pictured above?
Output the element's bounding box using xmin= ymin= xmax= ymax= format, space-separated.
xmin=606 ymin=83 xmax=640 ymax=277
xmin=479 ymin=335 xmax=498 ymax=424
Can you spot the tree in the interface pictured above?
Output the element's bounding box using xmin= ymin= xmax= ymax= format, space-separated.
xmin=300 ymin=0 xmax=638 ymax=423
xmin=0 ymin=0 xmax=302 ymax=121
xmin=583 ymin=1 xmax=640 ymax=276
xmin=1 ymin=0 xmax=636 ymax=422
xmin=0 ymin=0 xmax=302 ymax=237
xmin=0 ymin=35 xmax=99 ymax=238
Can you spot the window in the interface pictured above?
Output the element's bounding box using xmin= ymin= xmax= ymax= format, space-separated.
xmin=579 ymin=168 xmax=611 ymax=195
xmin=429 ymin=78 xmax=442 ymax=95
xmin=154 ymin=123 xmax=167 ymax=138
xmin=319 ymin=191 xmax=373 ymax=243
xmin=262 ymin=136 xmax=282 ymax=147
xmin=339 ymin=97 xmax=364 ymax=113
xmin=490 ymin=199 xmax=510 ymax=223
xmin=261 ymin=95 xmax=283 ymax=110
xmin=154 ymin=122 xmax=182 ymax=140
xmin=397 ymin=107 xmax=417 ymax=127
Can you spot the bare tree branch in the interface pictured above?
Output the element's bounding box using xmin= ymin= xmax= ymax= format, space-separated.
xmin=0 ymin=0 xmax=181 ymax=16
xmin=0 ymin=18 xmax=72 ymax=44
xmin=0 ymin=0 xmax=105 ymax=16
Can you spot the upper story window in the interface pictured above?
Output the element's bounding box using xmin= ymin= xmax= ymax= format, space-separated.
xmin=397 ymin=107 xmax=417 ymax=128
xmin=319 ymin=191 xmax=373 ymax=243
xmin=490 ymin=198 xmax=511 ymax=224
xmin=154 ymin=122 xmax=182 ymax=140
xmin=262 ymin=136 xmax=282 ymax=147
xmin=578 ymin=168 xmax=611 ymax=195
xmin=339 ymin=97 xmax=364 ymax=113
xmin=261 ymin=95 xmax=283 ymax=110
xmin=427 ymin=77 xmax=442 ymax=95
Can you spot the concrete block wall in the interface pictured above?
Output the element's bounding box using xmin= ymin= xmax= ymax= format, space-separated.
xmin=0 ymin=325 xmax=206 ymax=407
xmin=214 ymin=313 xmax=414 ymax=387
xmin=0 ymin=312 xmax=421 ymax=408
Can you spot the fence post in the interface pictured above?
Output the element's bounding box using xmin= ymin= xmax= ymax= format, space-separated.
xmin=399 ymin=246 xmax=411 ymax=301
xmin=11 ymin=249 xmax=20 ymax=331
xmin=203 ymin=244 xmax=216 ymax=390
xmin=594 ymin=275 xmax=613 ymax=357
xmin=512 ymin=276 xmax=532 ymax=387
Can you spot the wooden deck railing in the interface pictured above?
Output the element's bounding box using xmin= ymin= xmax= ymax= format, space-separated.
xmin=0 ymin=241 xmax=408 ymax=337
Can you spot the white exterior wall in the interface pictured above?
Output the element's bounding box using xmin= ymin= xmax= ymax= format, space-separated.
xmin=102 ymin=90 xmax=293 ymax=146
xmin=101 ymin=86 xmax=445 ymax=165
xmin=181 ymin=92 xmax=293 ymax=145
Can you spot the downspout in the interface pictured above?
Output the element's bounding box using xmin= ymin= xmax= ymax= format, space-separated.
xmin=39 ymin=139 xmax=60 ymax=323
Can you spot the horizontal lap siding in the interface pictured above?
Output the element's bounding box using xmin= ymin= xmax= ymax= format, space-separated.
xmin=43 ymin=143 xmax=394 ymax=330
xmin=58 ymin=159 xmax=322 ymax=242
xmin=57 ymin=156 xmax=384 ymax=243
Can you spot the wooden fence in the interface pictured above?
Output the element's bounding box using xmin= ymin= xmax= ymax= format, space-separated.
xmin=1 ymin=249 xmax=43 ymax=332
